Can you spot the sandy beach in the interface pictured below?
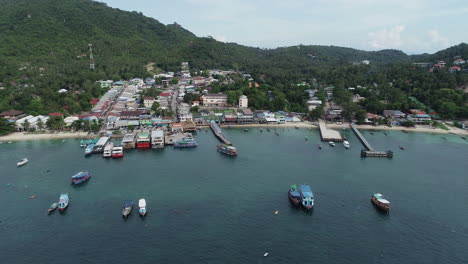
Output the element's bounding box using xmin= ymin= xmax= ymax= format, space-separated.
xmin=0 ymin=132 xmax=91 ymax=142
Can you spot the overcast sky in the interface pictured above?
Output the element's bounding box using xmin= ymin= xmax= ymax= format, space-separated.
xmin=99 ymin=0 xmax=468 ymax=54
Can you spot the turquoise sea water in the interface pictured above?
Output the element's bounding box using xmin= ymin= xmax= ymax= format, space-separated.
xmin=1 ymin=128 xmax=467 ymax=264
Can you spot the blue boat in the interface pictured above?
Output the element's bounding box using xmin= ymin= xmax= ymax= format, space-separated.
xmin=174 ymin=135 xmax=197 ymax=148
xmin=84 ymin=143 xmax=95 ymax=156
xmin=299 ymin=185 xmax=314 ymax=209
xmin=58 ymin=193 xmax=69 ymax=211
xmin=71 ymin=171 xmax=91 ymax=185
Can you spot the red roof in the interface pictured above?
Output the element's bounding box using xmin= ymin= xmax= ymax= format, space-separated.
xmin=159 ymin=92 xmax=171 ymax=97
xmin=49 ymin=113 xmax=64 ymax=117
xmin=450 ymin=66 xmax=461 ymax=70
xmin=90 ymin=98 xmax=99 ymax=105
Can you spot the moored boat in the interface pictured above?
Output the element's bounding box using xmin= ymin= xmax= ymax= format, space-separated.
xmin=343 ymin=140 xmax=350 ymax=149
xmin=80 ymin=140 xmax=86 ymax=148
xmin=371 ymin=193 xmax=390 ymax=212
xmin=138 ymin=199 xmax=147 ymax=216
xmin=329 ymin=141 xmax=335 ymax=147
xmin=111 ymin=146 xmax=124 ymax=158
xmin=317 ymin=144 xmax=322 ymax=149
xmin=58 ymin=193 xmax=69 ymax=211
xmin=299 ymin=185 xmax=314 ymax=209
xmin=122 ymin=200 xmax=133 ymax=218
xmin=17 ymin=158 xmax=29 ymax=167
xmin=103 ymin=142 xmax=114 ymax=158
xmin=71 ymin=171 xmax=91 ymax=185
xmin=48 ymin=202 xmax=58 ymax=213
xmin=174 ymin=135 xmax=197 ymax=148
xmin=288 ymin=184 xmax=301 ymax=206
xmin=217 ymin=144 xmax=237 ymax=156
xmin=84 ymin=143 xmax=95 ymax=156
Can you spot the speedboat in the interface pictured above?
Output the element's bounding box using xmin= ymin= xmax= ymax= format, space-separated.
xmin=122 ymin=200 xmax=133 ymax=218
xmin=84 ymin=143 xmax=95 ymax=156
xmin=138 ymin=199 xmax=147 ymax=216
xmin=343 ymin=141 xmax=350 ymax=149
xmin=48 ymin=202 xmax=58 ymax=213
xmin=371 ymin=193 xmax=390 ymax=213
xmin=329 ymin=141 xmax=335 ymax=147
xmin=71 ymin=171 xmax=91 ymax=185
xmin=17 ymin=158 xmax=29 ymax=167
xmin=58 ymin=193 xmax=69 ymax=211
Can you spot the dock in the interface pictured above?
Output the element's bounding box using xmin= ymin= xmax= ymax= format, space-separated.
xmin=318 ymin=119 xmax=343 ymax=142
xmin=210 ymin=121 xmax=232 ymax=145
xmin=350 ymin=123 xmax=393 ymax=158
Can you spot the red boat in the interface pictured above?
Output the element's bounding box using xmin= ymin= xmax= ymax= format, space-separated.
xmin=371 ymin=193 xmax=390 ymax=212
xmin=136 ymin=132 xmax=151 ymax=148
xmin=288 ymin=184 xmax=301 ymax=206
xmin=111 ymin=146 xmax=124 ymax=158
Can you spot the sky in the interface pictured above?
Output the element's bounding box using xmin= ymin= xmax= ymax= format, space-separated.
xmin=99 ymin=0 xmax=468 ymax=54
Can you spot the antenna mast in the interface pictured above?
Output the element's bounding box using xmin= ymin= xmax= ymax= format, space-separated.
xmin=89 ymin=44 xmax=95 ymax=70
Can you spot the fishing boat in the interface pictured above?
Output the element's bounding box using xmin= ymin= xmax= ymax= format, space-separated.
xmin=299 ymin=185 xmax=314 ymax=209
xmin=84 ymin=143 xmax=95 ymax=156
xmin=244 ymin=129 xmax=249 ymax=132
xmin=317 ymin=144 xmax=322 ymax=149
xmin=111 ymin=146 xmax=124 ymax=158
xmin=383 ymin=132 xmax=388 ymax=136
xmin=288 ymin=184 xmax=301 ymax=206
xmin=174 ymin=135 xmax=198 ymax=148
xmin=343 ymin=140 xmax=350 ymax=149
xmin=48 ymin=202 xmax=58 ymax=213
xmin=138 ymin=199 xmax=147 ymax=216
xmin=58 ymin=193 xmax=69 ymax=211
xmin=295 ymin=126 xmax=300 ymax=129
xmin=399 ymin=145 xmax=405 ymax=150
xmin=371 ymin=193 xmax=390 ymax=212
xmin=217 ymin=144 xmax=238 ymax=156
xmin=103 ymin=142 xmax=114 ymax=158
xmin=266 ymin=128 xmax=271 ymax=132
xmin=80 ymin=140 xmax=86 ymax=148
xmin=329 ymin=141 xmax=335 ymax=147
xmin=122 ymin=200 xmax=133 ymax=218
xmin=71 ymin=171 xmax=91 ymax=185
xmin=17 ymin=158 xmax=29 ymax=167
xmin=275 ymin=132 xmax=280 ymax=136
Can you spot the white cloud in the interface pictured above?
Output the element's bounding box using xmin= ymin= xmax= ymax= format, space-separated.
xmin=428 ymin=30 xmax=449 ymax=48
xmin=214 ymin=35 xmax=227 ymax=42
xmin=368 ymin=25 xmax=405 ymax=49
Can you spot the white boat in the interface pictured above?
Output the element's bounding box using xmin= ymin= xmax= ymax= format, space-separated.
xmin=17 ymin=158 xmax=29 ymax=167
xmin=138 ymin=199 xmax=147 ymax=216
xmin=329 ymin=141 xmax=335 ymax=147
xmin=343 ymin=141 xmax=350 ymax=149
xmin=103 ymin=143 xmax=114 ymax=158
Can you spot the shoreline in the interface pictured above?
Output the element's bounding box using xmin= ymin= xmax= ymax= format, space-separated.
xmin=1 ymin=122 xmax=467 ymax=142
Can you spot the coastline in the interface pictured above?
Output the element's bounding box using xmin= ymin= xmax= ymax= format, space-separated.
xmin=1 ymin=122 xmax=467 ymax=142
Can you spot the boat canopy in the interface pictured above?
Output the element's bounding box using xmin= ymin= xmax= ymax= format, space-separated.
xmin=377 ymin=199 xmax=390 ymax=204
xmin=300 ymin=185 xmax=314 ymax=197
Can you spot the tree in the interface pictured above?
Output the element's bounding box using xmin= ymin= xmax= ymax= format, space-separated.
xmin=151 ymin=101 xmax=160 ymax=113
xmin=128 ymin=124 xmax=135 ymax=131
xmin=71 ymin=120 xmax=83 ymax=131
xmin=37 ymin=119 xmax=44 ymax=131
xmin=46 ymin=116 xmax=65 ymax=130
xmin=23 ymin=119 xmax=30 ymax=131
xmin=0 ymin=117 xmax=15 ymax=135
xmin=308 ymin=107 xmax=324 ymax=120
xmin=355 ymin=110 xmax=366 ymax=124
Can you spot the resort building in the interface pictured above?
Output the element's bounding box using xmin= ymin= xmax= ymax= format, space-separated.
xmin=201 ymin=93 xmax=228 ymax=107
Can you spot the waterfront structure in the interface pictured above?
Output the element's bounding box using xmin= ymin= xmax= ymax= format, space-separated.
xmin=201 ymin=93 xmax=228 ymax=107
xmin=136 ymin=132 xmax=151 ymax=148
xmin=94 ymin=137 xmax=110 ymax=153
xmin=239 ymin=95 xmax=248 ymax=108
xmin=121 ymin=134 xmax=136 ymax=149
xmin=151 ymin=130 xmax=164 ymax=149
xmin=350 ymin=123 xmax=393 ymax=158
xmin=318 ymin=119 xmax=343 ymax=142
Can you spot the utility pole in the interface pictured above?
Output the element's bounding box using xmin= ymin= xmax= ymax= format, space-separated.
xmin=89 ymin=44 xmax=95 ymax=70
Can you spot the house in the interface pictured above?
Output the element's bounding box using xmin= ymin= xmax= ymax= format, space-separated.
xmin=58 ymin=89 xmax=68 ymax=93
xmin=143 ymin=97 xmax=155 ymax=108
xmin=361 ymin=60 xmax=370 ymax=65
xmin=383 ymin=110 xmax=406 ymax=119
xmin=237 ymin=108 xmax=254 ymax=124
xmin=120 ymin=111 xmax=142 ymax=120
xmin=192 ymin=101 xmax=200 ymax=107
xmin=159 ymin=92 xmax=171 ymax=97
xmin=171 ymin=123 xmax=184 ymax=133
xmin=352 ymin=94 xmax=365 ymax=103
xmin=0 ymin=109 xmax=24 ymax=120
xmin=449 ymin=66 xmax=461 ymax=72
xmin=407 ymin=114 xmax=432 ymax=123
xmin=462 ymin=121 xmax=468 ymax=130
xmin=201 ymin=93 xmax=228 ymax=107
xmin=64 ymin=116 xmax=79 ymax=127
xmin=90 ymin=98 xmax=99 ymax=105
xmin=453 ymin=59 xmax=466 ymax=65
xmin=49 ymin=113 xmax=64 ymax=117
xmin=192 ymin=77 xmax=206 ymax=86
xmin=239 ymin=95 xmax=248 ymax=108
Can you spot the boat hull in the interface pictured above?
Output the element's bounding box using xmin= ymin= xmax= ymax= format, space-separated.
xmin=136 ymin=142 xmax=151 ymax=149
xmin=217 ymin=146 xmax=237 ymax=156
xmin=112 ymin=153 xmax=124 ymax=158
xmin=288 ymin=192 xmax=301 ymax=206
xmin=71 ymin=176 xmax=91 ymax=185
xmin=371 ymin=197 xmax=390 ymax=212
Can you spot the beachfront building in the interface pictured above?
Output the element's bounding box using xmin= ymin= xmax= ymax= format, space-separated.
xmin=151 ymin=130 xmax=165 ymax=148
xmin=0 ymin=109 xmax=24 ymax=120
xmin=15 ymin=115 xmax=49 ymax=131
xmin=407 ymin=114 xmax=432 ymax=124
xmin=383 ymin=110 xmax=406 ymax=119
xmin=201 ymin=93 xmax=228 ymax=107
xmin=239 ymin=95 xmax=248 ymax=108
xmin=64 ymin=116 xmax=79 ymax=127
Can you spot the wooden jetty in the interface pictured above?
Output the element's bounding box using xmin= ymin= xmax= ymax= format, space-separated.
xmin=350 ymin=123 xmax=393 ymax=158
xmin=210 ymin=121 xmax=232 ymax=145
xmin=318 ymin=119 xmax=343 ymax=142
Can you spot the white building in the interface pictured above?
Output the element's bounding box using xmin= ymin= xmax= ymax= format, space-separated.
xmin=239 ymin=95 xmax=248 ymax=108
xmin=143 ymin=97 xmax=155 ymax=109
xmin=64 ymin=116 xmax=79 ymax=127
xmin=201 ymin=93 xmax=228 ymax=107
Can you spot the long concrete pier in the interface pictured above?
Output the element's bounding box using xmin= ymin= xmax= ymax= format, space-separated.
xmin=350 ymin=123 xmax=393 ymax=158
xmin=210 ymin=121 xmax=232 ymax=145
xmin=318 ymin=119 xmax=343 ymax=142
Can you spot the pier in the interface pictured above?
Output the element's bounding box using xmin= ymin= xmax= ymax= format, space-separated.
xmin=318 ymin=119 xmax=343 ymax=142
xmin=350 ymin=123 xmax=393 ymax=158
xmin=210 ymin=121 xmax=232 ymax=145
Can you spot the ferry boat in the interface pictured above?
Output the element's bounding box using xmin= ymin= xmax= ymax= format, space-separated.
xmin=136 ymin=132 xmax=151 ymax=148
xmin=343 ymin=140 xmax=350 ymax=149
xmin=138 ymin=199 xmax=147 ymax=216
xmin=329 ymin=141 xmax=335 ymax=147
xmin=17 ymin=158 xmax=29 ymax=167
xmin=217 ymin=144 xmax=237 ymax=156
xmin=288 ymin=184 xmax=301 ymax=206
xmin=71 ymin=171 xmax=91 ymax=185
xmin=121 ymin=133 xmax=136 ymax=149
xmin=122 ymin=200 xmax=133 ymax=218
xmin=58 ymin=193 xmax=69 ymax=211
xmin=299 ymin=185 xmax=314 ymax=209
xmin=111 ymin=146 xmax=124 ymax=158
xmin=151 ymin=130 xmax=165 ymax=149
xmin=371 ymin=193 xmax=390 ymax=212
xmin=84 ymin=143 xmax=95 ymax=156
xmin=103 ymin=143 xmax=114 ymax=158
xmin=174 ymin=135 xmax=197 ymax=148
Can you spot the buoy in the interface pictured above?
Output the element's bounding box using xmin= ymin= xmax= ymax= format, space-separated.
xmin=264 ymin=252 xmax=269 ymax=257
xmin=274 ymin=210 xmax=279 ymax=215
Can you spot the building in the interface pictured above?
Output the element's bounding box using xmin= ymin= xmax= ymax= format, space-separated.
xmin=0 ymin=109 xmax=24 ymax=120
xmin=201 ymin=93 xmax=228 ymax=107
xmin=407 ymin=114 xmax=432 ymax=123
xmin=306 ymin=99 xmax=322 ymax=111
xmin=151 ymin=130 xmax=165 ymax=148
xmin=120 ymin=111 xmax=142 ymax=120
xmin=383 ymin=110 xmax=406 ymax=119
xmin=449 ymin=66 xmax=461 ymax=72
xmin=143 ymin=97 xmax=155 ymax=108
xmin=453 ymin=59 xmax=466 ymax=65
xmin=462 ymin=121 xmax=468 ymax=130
xmin=239 ymin=95 xmax=248 ymax=108
xmin=64 ymin=116 xmax=79 ymax=127
xmin=192 ymin=101 xmax=200 ymax=107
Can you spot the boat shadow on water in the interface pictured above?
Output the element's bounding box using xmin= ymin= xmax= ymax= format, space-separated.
xmin=71 ymin=180 xmax=91 ymax=189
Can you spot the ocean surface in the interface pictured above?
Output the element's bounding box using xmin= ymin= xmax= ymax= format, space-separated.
xmin=1 ymin=128 xmax=467 ymax=264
